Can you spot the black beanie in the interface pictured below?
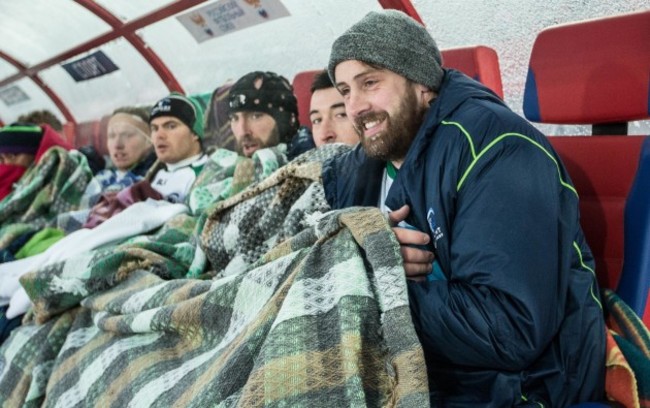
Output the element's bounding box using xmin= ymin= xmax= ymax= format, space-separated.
xmin=0 ymin=123 xmax=43 ymax=155
xmin=228 ymin=71 xmax=299 ymax=143
xmin=149 ymin=93 xmax=205 ymax=139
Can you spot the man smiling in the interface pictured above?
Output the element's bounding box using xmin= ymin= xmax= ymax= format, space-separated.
xmin=322 ymin=9 xmax=605 ymax=406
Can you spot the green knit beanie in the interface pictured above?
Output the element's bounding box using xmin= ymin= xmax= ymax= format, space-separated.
xmin=149 ymin=92 xmax=205 ymax=139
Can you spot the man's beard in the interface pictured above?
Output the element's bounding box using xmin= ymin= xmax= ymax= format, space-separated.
xmin=354 ymin=88 xmax=426 ymax=163
xmin=236 ymin=125 xmax=281 ymax=157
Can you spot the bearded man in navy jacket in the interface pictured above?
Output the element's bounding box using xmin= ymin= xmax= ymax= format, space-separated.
xmin=322 ymin=9 xmax=606 ymax=407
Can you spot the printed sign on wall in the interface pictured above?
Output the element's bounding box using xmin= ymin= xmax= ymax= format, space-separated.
xmin=62 ymin=50 xmax=119 ymax=82
xmin=0 ymin=85 xmax=30 ymax=106
xmin=178 ymin=0 xmax=290 ymax=43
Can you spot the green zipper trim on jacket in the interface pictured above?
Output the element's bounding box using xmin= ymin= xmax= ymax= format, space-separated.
xmin=573 ymin=241 xmax=603 ymax=309
xmin=520 ymin=394 xmax=544 ymax=407
xmin=441 ymin=120 xmax=477 ymax=159
xmin=451 ymin=130 xmax=577 ymax=195
xmin=440 ymin=122 xmax=600 ymax=308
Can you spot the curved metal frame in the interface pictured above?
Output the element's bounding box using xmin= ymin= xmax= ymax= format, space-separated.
xmin=0 ymin=0 xmax=420 ymax=125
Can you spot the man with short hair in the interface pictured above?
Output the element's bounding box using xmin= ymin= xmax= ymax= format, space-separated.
xmin=147 ymin=92 xmax=208 ymax=203
xmin=309 ymin=70 xmax=357 ymax=147
xmin=228 ymin=71 xmax=299 ymax=158
xmin=82 ymin=93 xmax=208 ymax=228
xmin=323 ymin=10 xmax=605 ymax=406
xmin=17 ymin=109 xmax=63 ymax=132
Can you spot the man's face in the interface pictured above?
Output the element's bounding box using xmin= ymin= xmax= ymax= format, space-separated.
xmin=107 ymin=120 xmax=152 ymax=171
xmin=150 ymin=116 xmax=201 ymax=164
xmin=334 ymin=60 xmax=430 ymax=164
xmin=229 ymin=111 xmax=280 ymax=157
xmin=0 ymin=153 xmax=34 ymax=167
xmin=309 ymin=87 xmax=358 ymax=147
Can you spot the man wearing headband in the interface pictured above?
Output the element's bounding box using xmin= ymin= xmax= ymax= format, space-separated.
xmin=106 ymin=107 xmax=154 ymax=173
xmin=76 ymin=107 xmax=156 ymax=211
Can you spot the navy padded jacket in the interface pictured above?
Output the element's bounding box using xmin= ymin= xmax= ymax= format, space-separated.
xmin=322 ymin=70 xmax=605 ymax=407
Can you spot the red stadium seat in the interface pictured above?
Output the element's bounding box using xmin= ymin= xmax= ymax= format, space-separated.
xmin=523 ymin=10 xmax=650 ymax=326
xmin=292 ymin=69 xmax=321 ymax=128
xmin=441 ymin=45 xmax=504 ymax=99
xmin=72 ymin=117 xmax=110 ymax=157
xmin=524 ymin=10 xmax=650 ymax=125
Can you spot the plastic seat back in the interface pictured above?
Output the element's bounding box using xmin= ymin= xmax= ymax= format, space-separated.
xmin=292 ymin=70 xmax=321 ymax=128
xmin=523 ymin=10 xmax=650 ymax=323
xmin=441 ymin=45 xmax=504 ymax=99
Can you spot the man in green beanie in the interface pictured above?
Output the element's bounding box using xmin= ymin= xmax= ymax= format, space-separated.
xmin=322 ymin=9 xmax=605 ymax=406
xmin=147 ymin=92 xmax=208 ymax=204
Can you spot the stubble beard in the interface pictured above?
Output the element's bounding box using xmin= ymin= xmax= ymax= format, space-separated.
xmin=236 ymin=124 xmax=281 ymax=157
xmin=355 ymin=89 xmax=426 ymax=163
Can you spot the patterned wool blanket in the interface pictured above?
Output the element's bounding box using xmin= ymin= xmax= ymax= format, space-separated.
xmin=189 ymin=146 xmax=289 ymax=216
xmin=603 ymin=289 xmax=650 ymax=407
xmin=0 ymin=147 xmax=92 ymax=251
xmin=200 ymin=143 xmax=351 ymax=277
xmin=0 ymin=207 xmax=429 ymax=407
xmin=8 ymin=145 xmax=295 ymax=315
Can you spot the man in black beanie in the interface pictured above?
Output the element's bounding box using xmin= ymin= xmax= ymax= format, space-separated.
xmin=323 ymin=9 xmax=605 ymax=406
xmin=228 ymin=71 xmax=300 ymax=158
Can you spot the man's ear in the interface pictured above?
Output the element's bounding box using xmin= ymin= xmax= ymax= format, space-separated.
xmin=414 ymin=83 xmax=436 ymax=107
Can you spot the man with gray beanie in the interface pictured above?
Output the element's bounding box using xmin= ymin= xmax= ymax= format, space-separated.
xmin=322 ymin=9 xmax=605 ymax=406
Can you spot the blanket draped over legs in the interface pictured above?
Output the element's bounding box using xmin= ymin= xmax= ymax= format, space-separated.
xmin=0 ymin=208 xmax=429 ymax=407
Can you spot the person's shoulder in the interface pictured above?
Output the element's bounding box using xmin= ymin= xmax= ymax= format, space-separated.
xmin=287 ymin=126 xmax=316 ymax=160
xmin=327 ymin=143 xmax=365 ymax=165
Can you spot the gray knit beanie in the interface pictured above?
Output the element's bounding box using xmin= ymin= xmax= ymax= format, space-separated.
xmin=328 ymin=10 xmax=444 ymax=91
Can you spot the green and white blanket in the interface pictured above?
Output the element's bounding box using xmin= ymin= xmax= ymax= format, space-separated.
xmin=0 ymin=207 xmax=428 ymax=407
xmin=1 ymin=144 xmax=429 ymax=408
xmin=201 ymin=144 xmax=350 ymax=276
xmin=0 ymin=147 xmax=92 ymax=250
xmin=13 ymin=145 xmax=296 ymax=324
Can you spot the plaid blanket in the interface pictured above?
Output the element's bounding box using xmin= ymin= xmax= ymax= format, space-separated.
xmin=0 ymin=147 xmax=92 ymax=250
xmin=0 ymin=207 xmax=429 ymax=407
xmin=603 ymin=289 xmax=650 ymax=407
xmin=0 ymin=147 xmax=289 ymax=325
xmin=200 ymin=144 xmax=350 ymax=277
xmin=189 ymin=146 xmax=288 ymax=216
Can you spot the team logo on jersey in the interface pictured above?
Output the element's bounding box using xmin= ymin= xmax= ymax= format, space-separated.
xmin=427 ymin=207 xmax=444 ymax=248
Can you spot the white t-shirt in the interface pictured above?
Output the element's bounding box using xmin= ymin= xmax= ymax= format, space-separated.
xmin=151 ymin=154 xmax=207 ymax=203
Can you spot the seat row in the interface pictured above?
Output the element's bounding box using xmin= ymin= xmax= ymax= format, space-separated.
xmin=65 ymin=10 xmax=649 ymax=325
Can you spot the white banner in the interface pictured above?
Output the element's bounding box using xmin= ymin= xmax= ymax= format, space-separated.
xmin=178 ymin=0 xmax=290 ymax=43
